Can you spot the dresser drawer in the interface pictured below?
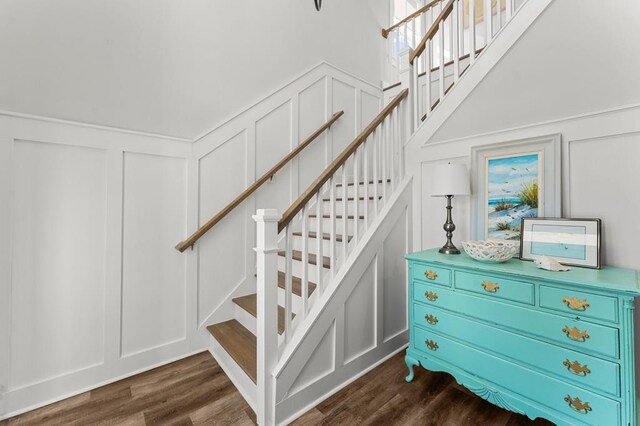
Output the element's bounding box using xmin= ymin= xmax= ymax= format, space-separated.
xmin=413 ymin=283 xmax=619 ymax=359
xmin=412 ymin=328 xmax=620 ymax=426
xmin=540 ymin=285 xmax=618 ymax=324
xmin=411 ymin=262 xmax=451 ymax=287
xmin=413 ymin=303 xmax=620 ymax=396
xmin=454 ymin=270 xmax=534 ymax=305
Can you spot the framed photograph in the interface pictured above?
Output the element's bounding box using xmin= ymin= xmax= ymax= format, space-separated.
xmin=520 ymin=218 xmax=601 ymax=269
xmin=470 ymin=135 xmax=561 ymax=252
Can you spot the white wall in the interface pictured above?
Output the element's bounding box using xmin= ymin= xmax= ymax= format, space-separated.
xmin=0 ymin=63 xmax=383 ymax=419
xmin=430 ymin=0 xmax=640 ymax=143
xmin=0 ymin=0 xmax=388 ymax=139
xmin=416 ymin=105 xmax=640 ymax=271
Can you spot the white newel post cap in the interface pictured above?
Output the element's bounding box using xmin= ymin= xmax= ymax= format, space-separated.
xmin=253 ymin=209 xmax=280 ymax=254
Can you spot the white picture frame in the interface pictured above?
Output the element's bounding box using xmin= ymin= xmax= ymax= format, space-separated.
xmin=470 ymin=134 xmax=562 ymax=249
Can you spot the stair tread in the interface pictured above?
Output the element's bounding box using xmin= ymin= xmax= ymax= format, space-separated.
xmin=232 ymin=294 xmax=293 ymax=335
xmin=207 ymin=320 xmax=256 ymax=384
xmin=292 ymin=231 xmax=352 ymax=243
xmin=335 ymin=179 xmax=391 ymax=187
xmin=278 ymin=250 xmax=331 ymax=269
xmin=323 ymin=196 xmax=382 ymax=202
xmin=308 ymin=213 xmax=365 ymax=220
xmin=277 ymin=271 xmax=316 ymax=296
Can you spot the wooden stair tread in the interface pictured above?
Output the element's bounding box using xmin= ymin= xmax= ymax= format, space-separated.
xmin=278 ymin=250 xmax=331 ymax=269
xmin=277 ymin=271 xmax=316 ymax=296
xmin=207 ymin=320 xmax=256 ymax=384
xmin=292 ymin=231 xmax=351 ymax=243
xmin=308 ymin=213 xmax=365 ymax=220
xmin=232 ymin=294 xmax=293 ymax=335
xmin=323 ymin=196 xmax=382 ymax=202
xmin=335 ymin=179 xmax=391 ymax=187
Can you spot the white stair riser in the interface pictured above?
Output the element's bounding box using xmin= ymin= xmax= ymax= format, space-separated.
xmin=321 ymin=199 xmax=378 ymax=215
xmin=308 ymin=217 xmax=361 ymax=234
xmin=278 ymin=255 xmax=330 ymax=279
xmin=276 ymin=287 xmax=319 ymax=315
xmin=334 ymin=182 xmax=389 ymax=198
xmin=233 ymin=305 xmax=286 ymax=345
xmin=291 ymin=234 xmax=347 ymax=254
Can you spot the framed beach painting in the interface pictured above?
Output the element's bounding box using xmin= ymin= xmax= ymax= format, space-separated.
xmin=470 ymin=135 xmax=562 ymax=252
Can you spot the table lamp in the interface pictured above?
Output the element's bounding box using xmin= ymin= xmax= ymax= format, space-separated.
xmin=430 ymin=162 xmax=470 ymax=254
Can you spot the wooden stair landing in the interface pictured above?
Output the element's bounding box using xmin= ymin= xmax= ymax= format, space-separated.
xmin=232 ymin=294 xmax=293 ymax=335
xmin=207 ymin=320 xmax=256 ymax=383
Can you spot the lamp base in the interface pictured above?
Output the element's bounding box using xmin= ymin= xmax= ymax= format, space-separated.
xmin=439 ymin=244 xmax=461 ymax=255
xmin=439 ymin=194 xmax=461 ymax=255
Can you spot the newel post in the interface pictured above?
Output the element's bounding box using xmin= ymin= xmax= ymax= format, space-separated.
xmin=253 ymin=209 xmax=280 ymax=426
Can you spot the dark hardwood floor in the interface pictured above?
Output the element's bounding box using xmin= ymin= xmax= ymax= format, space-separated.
xmin=2 ymin=351 xmax=554 ymax=425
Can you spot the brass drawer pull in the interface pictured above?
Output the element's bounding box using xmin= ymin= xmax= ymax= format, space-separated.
xmin=563 ymin=359 xmax=591 ymax=377
xmin=425 ymin=291 xmax=439 ymax=302
xmin=425 ymin=314 xmax=439 ymax=325
xmin=481 ymin=281 xmax=500 ymax=293
xmin=562 ymin=326 xmax=590 ymax=342
xmin=425 ymin=339 xmax=439 ymax=351
xmin=564 ymin=394 xmax=592 ymax=414
xmin=563 ymin=296 xmax=590 ymax=311
xmin=424 ymin=270 xmax=438 ymax=280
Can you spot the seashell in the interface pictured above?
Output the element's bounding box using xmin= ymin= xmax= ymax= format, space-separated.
xmin=534 ymin=256 xmax=571 ymax=272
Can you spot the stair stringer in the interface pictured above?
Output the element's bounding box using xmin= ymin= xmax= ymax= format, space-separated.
xmin=271 ymin=178 xmax=413 ymax=425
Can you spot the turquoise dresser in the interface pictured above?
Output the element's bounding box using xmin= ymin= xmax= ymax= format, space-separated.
xmin=405 ymin=248 xmax=640 ymax=426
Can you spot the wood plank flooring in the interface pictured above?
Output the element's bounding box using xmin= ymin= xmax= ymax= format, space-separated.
xmin=2 ymin=351 xmax=554 ymax=425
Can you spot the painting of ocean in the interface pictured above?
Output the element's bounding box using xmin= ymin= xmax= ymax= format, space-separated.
xmin=486 ymin=153 xmax=540 ymax=241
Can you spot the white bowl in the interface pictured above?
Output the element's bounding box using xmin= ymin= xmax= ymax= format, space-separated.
xmin=461 ymin=240 xmax=517 ymax=263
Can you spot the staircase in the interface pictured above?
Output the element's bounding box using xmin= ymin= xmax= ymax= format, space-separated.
xmin=206 ymin=178 xmax=391 ymax=385
xmin=173 ymin=0 xmax=540 ymax=423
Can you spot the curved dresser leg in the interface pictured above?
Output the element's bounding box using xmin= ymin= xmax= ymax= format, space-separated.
xmin=405 ymin=354 xmax=420 ymax=382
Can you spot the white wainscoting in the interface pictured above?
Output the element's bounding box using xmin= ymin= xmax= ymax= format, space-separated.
xmin=274 ymin=179 xmax=412 ymax=425
xmin=0 ymin=62 xmax=382 ymax=419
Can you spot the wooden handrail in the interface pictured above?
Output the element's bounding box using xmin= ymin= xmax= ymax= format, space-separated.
xmin=278 ymin=89 xmax=408 ymax=233
xmin=409 ymin=0 xmax=455 ymax=65
xmin=382 ymin=0 xmax=442 ymax=38
xmin=175 ymin=111 xmax=344 ymax=252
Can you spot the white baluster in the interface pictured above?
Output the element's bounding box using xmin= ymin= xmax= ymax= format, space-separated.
xmin=341 ymin=164 xmax=347 ymax=262
xmin=391 ymin=109 xmax=397 ymax=192
xmin=284 ymin=224 xmax=293 ymax=343
xmin=438 ymin=19 xmax=445 ymax=102
xmin=382 ymin=117 xmax=389 ymax=203
xmin=373 ymin=127 xmax=380 ymax=216
xmin=412 ymin=59 xmax=420 ymax=130
xmin=301 ymin=205 xmax=308 ymax=318
xmin=399 ymin=102 xmax=406 ymax=180
xmin=315 ymin=192 xmax=323 ymax=296
xmin=485 ymin=0 xmax=493 ymax=43
xmin=506 ymin=0 xmax=513 ymax=20
xmin=363 ymin=139 xmax=369 ymax=228
xmin=426 ymin=39 xmax=432 ymax=115
xmin=412 ymin=18 xmax=417 ymax=50
xmin=253 ymin=208 xmax=279 ymax=426
xmin=452 ymin=0 xmax=460 ymax=82
xmin=353 ymin=148 xmax=359 ymax=245
xmin=470 ymin=0 xmax=476 ymax=64
xmin=329 ymin=176 xmax=336 ymax=281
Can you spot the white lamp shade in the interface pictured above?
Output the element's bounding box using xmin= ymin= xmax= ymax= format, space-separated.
xmin=430 ymin=163 xmax=470 ymax=196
